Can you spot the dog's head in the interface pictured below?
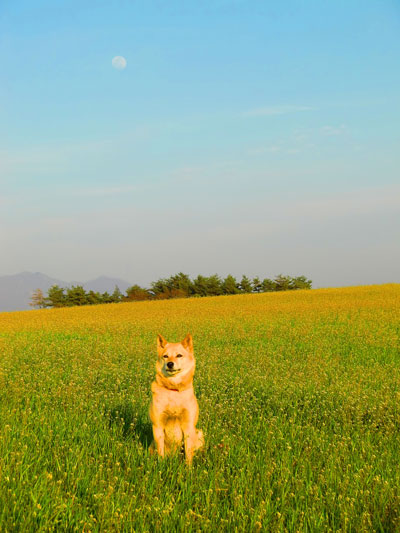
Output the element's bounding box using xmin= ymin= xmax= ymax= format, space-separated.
xmin=156 ymin=333 xmax=195 ymax=379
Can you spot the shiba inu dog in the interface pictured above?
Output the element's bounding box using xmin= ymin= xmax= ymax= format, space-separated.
xmin=149 ymin=333 xmax=204 ymax=465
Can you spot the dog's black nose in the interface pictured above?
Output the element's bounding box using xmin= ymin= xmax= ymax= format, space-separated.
xmin=167 ymin=361 xmax=174 ymax=369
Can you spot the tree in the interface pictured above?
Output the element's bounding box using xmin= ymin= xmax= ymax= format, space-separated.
xmin=192 ymin=275 xmax=208 ymax=297
xmin=30 ymin=288 xmax=46 ymax=309
xmin=65 ymin=285 xmax=88 ymax=306
xmin=45 ymin=285 xmax=66 ymax=308
xmin=252 ymin=277 xmax=262 ymax=293
xmin=167 ymin=272 xmax=193 ymax=298
xmin=239 ymin=275 xmax=252 ymax=293
xmin=126 ymin=285 xmax=151 ymax=301
xmin=150 ymin=278 xmax=170 ymax=299
xmin=290 ymin=276 xmax=312 ymax=290
xmin=149 ymin=273 xmax=193 ymax=299
xmin=101 ymin=291 xmax=113 ymax=304
xmin=111 ymin=286 xmax=123 ymax=303
xmin=221 ymin=275 xmax=240 ymax=295
xmin=193 ymin=275 xmax=223 ymax=297
xmin=274 ymin=274 xmax=291 ymax=292
xmin=87 ymin=290 xmax=102 ymax=305
xmin=205 ymin=275 xmax=223 ymax=296
xmin=261 ymin=278 xmax=276 ymax=292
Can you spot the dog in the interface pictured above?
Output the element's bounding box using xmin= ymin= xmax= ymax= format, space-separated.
xmin=149 ymin=333 xmax=204 ymax=465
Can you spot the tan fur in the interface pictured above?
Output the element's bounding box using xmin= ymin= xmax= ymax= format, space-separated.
xmin=149 ymin=333 xmax=204 ymax=465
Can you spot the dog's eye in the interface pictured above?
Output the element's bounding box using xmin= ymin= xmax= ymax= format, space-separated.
xmin=163 ymin=355 xmax=168 ymax=359
xmin=176 ymin=354 xmax=183 ymax=358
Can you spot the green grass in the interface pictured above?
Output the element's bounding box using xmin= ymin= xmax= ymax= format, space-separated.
xmin=0 ymin=285 xmax=399 ymax=531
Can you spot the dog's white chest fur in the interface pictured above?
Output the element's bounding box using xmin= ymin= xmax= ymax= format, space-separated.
xmin=152 ymin=386 xmax=191 ymax=419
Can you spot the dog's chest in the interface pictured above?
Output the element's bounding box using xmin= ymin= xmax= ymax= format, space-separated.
xmin=161 ymin=395 xmax=188 ymax=420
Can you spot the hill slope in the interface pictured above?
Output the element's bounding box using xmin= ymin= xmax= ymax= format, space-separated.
xmin=0 ymin=284 xmax=399 ymax=531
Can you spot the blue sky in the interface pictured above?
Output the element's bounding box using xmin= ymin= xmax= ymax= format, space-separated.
xmin=1 ymin=0 xmax=399 ymax=287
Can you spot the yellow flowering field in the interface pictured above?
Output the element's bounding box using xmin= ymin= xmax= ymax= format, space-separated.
xmin=0 ymin=284 xmax=399 ymax=531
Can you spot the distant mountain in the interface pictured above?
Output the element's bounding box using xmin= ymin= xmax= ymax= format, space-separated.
xmin=0 ymin=272 xmax=66 ymax=312
xmin=0 ymin=272 xmax=132 ymax=312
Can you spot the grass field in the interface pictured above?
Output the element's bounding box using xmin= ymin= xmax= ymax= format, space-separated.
xmin=0 ymin=284 xmax=399 ymax=532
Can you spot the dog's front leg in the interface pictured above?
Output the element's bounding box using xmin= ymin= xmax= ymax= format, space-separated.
xmin=182 ymin=425 xmax=197 ymax=465
xmin=152 ymin=425 xmax=165 ymax=457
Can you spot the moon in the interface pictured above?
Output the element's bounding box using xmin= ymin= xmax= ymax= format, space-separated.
xmin=112 ymin=56 xmax=127 ymax=70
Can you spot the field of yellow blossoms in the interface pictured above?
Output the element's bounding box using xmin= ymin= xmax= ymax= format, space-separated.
xmin=0 ymin=284 xmax=399 ymax=531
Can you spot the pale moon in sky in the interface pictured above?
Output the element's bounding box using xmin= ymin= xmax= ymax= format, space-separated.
xmin=112 ymin=56 xmax=127 ymax=70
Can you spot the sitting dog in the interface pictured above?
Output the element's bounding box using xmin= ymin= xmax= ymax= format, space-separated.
xmin=149 ymin=333 xmax=204 ymax=465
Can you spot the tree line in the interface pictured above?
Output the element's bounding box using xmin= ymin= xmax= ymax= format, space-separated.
xmin=30 ymin=273 xmax=312 ymax=309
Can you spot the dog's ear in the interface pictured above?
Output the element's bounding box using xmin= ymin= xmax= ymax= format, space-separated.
xmin=157 ymin=334 xmax=167 ymax=354
xmin=181 ymin=333 xmax=193 ymax=352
